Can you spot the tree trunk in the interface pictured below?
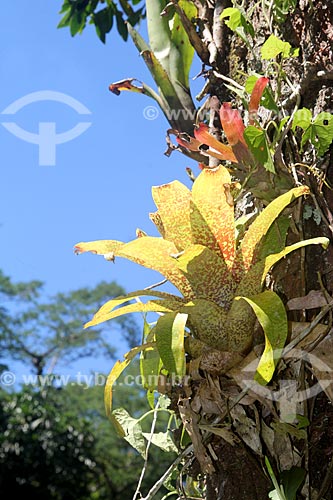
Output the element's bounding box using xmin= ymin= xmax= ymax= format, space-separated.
xmin=175 ymin=1 xmax=333 ymax=498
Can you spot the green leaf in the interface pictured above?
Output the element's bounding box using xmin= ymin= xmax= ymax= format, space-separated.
xmin=140 ymin=344 xmax=162 ymax=392
xmin=292 ymin=107 xmax=312 ymax=131
xmin=236 ymin=291 xmax=288 ymax=385
xmin=265 ymin=457 xmax=287 ymax=500
xmin=146 ymin=0 xmax=172 ymax=74
xmin=155 ymin=312 xmax=187 ymax=376
xmin=142 ymin=431 xmax=178 ymax=453
xmin=244 ymin=126 xmax=275 ymax=173
xmin=310 ymin=112 xmax=333 ymax=156
xmin=70 ymin=10 xmax=86 ymax=36
xmin=111 ymin=408 xmax=146 ymax=458
xmin=237 ymin=186 xmax=310 ymax=270
xmin=261 ymin=34 xmax=297 ymax=59
xmin=221 ymin=7 xmax=254 ymax=43
xmin=57 ymin=10 xmax=72 ymax=29
xmin=169 ymin=0 xmax=196 ymax=88
xmin=94 ymin=7 xmax=114 ymax=43
xmin=115 ymin=10 xmax=128 ymax=41
xmin=280 ymin=467 xmax=306 ymax=500
xmin=237 ymin=236 xmax=330 ymax=297
xmin=105 ymin=344 xmax=152 ymax=416
xmin=257 ymin=216 xmax=290 ymax=260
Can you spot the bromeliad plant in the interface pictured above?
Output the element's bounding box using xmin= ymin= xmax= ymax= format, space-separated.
xmin=75 ymin=165 xmax=329 ymax=406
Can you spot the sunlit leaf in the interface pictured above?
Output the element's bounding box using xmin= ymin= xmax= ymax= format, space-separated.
xmin=191 ymin=166 xmax=236 ymax=266
xmin=237 ymin=291 xmax=287 ymax=384
xmin=220 ymin=103 xmax=246 ymax=146
xmin=111 ymin=408 xmax=146 ymax=457
xmin=105 ymin=344 xmax=153 ymax=417
xmin=236 ymin=186 xmax=310 ymax=270
xmin=85 ymin=298 xmax=182 ymax=328
xmin=142 ymin=431 xmax=178 ymax=453
xmin=155 ymin=312 xmax=187 ymax=376
xmin=261 ymin=34 xmax=297 ymax=59
xmin=175 ymin=244 xmax=235 ymax=307
xmin=194 ymin=123 xmax=237 ymax=162
xmin=152 ymin=181 xmax=192 ymax=251
xmin=237 ymin=237 xmax=330 ymax=297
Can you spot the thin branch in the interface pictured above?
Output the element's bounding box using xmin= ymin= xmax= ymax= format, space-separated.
xmin=132 ymin=401 xmax=160 ymax=500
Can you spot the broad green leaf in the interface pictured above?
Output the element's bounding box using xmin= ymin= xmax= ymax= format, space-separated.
xmin=169 ymin=0 xmax=196 ymax=88
xmin=236 ymin=291 xmax=287 ymax=384
xmin=111 ymin=408 xmax=146 ymax=457
xmin=155 ymin=312 xmax=187 ymax=376
xmin=105 ymin=344 xmax=152 ymax=417
xmin=140 ymin=344 xmax=162 ymax=392
xmin=292 ymin=107 xmax=312 ymax=132
xmin=175 ymin=244 xmax=235 ymax=308
xmin=152 ymin=181 xmax=192 ymax=251
xmin=221 ymin=7 xmax=254 ymax=43
xmin=301 ymin=112 xmax=333 ymax=156
xmin=70 ymin=10 xmax=85 ymax=36
xmin=142 ymin=431 xmax=178 ymax=453
xmin=191 ymin=166 xmax=235 ymax=266
xmin=94 ymin=7 xmax=113 ymax=43
xmin=146 ymin=0 xmax=171 ymax=74
xmin=244 ymin=126 xmax=275 ymax=173
xmin=57 ymin=9 xmax=72 ymax=29
xmin=236 ymin=186 xmax=310 ymax=271
xmin=115 ymin=10 xmax=128 ymax=41
xmin=280 ymin=467 xmax=306 ymax=500
xmin=261 ymin=34 xmax=297 ymax=59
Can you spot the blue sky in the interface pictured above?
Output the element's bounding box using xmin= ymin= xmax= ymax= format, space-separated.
xmin=1 ymin=1 xmax=201 ymax=374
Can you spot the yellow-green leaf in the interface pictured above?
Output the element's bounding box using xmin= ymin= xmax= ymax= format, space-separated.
xmin=155 ymin=312 xmax=187 ymax=376
xmin=152 ymin=181 xmax=192 ymax=251
xmin=191 ymin=166 xmax=235 ymax=266
xmin=85 ymin=298 xmax=182 ymax=328
xmin=236 ymin=237 xmax=330 ymax=298
xmin=118 ymin=237 xmax=194 ymax=299
xmin=74 ymin=239 xmax=124 ymax=257
xmin=105 ymin=344 xmax=153 ymax=417
xmin=236 ymin=291 xmax=287 ymax=384
xmin=175 ymin=244 xmax=235 ymax=308
xmin=180 ymin=299 xmax=228 ymax=350
xmin=236 ymin=186 xmax=310 ymax=271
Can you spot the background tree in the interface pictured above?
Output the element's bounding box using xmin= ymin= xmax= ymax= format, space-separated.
xmin=59 ymin=1 xmax=333 ymax=499
xmin=0 ymin=271 xmax=175 ymax=499
xmin=0 ymin=271 xmax=138 ymax=375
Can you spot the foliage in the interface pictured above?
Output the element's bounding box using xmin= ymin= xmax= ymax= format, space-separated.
xmin=0 ymin=372 xmax=173 ymax=499
xmin=0 ymin=272 xmax=138 ymax=374
xmin=58 ymin=0 xmax=145 ymax=43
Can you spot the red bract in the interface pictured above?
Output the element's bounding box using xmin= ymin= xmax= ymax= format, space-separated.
xmin=176 ymin=77 xmax=269 ymax=166
xmin=219 ymin=103 xmax=246 ymax=146
xmin=248 ymin=77 xmax=269 ymax=125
